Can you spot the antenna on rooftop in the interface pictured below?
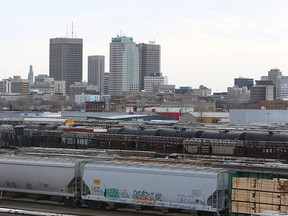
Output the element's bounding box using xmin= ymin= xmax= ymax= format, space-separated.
xmin=66 ymin=25 xmax=68 ymax=38
xmin=72 ymin=22 xmax=74 ymax=38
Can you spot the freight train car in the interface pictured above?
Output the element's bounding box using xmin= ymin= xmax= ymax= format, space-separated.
xmin=2 ymin=123 xmax=288 ymax=160
xmin=23 ymin=117 xmax=74 ymax=126
xmin=81 ymin=160 xmax=229 ymax=214
xmin=0 ymin=155 xmax=229 ymax=215
xmin=0 ymin=156 xmax=82 ymax=206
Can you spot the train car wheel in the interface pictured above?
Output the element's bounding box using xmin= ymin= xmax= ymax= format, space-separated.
xmin=64 ymin=197 xmax=74 ymax=207
xmin=88 ymin=201 xmax=106 ymax=210
xmin=87 ymin=201 xmax=97 ymax=209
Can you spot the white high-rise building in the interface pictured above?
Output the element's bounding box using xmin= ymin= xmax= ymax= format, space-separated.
xmin=88 ymin=55 xmax=105 ymax=94
xmin=109 ymin=36 xmax=139 ymax=96
xmin=144 ymin=75 xmax=168 ymax=92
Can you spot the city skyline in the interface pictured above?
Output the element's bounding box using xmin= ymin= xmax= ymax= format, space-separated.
xmin=2 ymin=0 xmax=288 ymax=92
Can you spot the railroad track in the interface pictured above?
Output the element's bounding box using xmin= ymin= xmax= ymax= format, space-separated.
xmin=0 ymin=198 xmax=196 ymax=216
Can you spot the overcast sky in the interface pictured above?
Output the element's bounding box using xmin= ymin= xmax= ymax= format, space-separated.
xmin=1 ymin=0 xmax=288 ymax=92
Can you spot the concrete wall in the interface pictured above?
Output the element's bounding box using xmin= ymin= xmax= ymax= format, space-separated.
xmin=230 ymin=109 xmax=288 ymax=125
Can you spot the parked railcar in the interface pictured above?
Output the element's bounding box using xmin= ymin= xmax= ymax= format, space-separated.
xmin=157 ymin=128 xmax=179 ymax=137
xmin=201 ymin=130 xmax=222 ymax=139
xmin=242 ymin=132 xmax=273 ymax=141
xmin=139 ymin=128 xmax=161 ymax=136
xmin=219 ymin=131 xmax=245 ymax=140
xmin=61 ymin=126 xmax=107 ymax=134
xmin=0 ymin=155 xmax=230 ymax=215
xmin=266 ymin=132 xmax=288 ymax=142
xmin=107 ymin=127 xmax=125 ymax=134
xmin=0 ymin=124 xmax=14 ymax=147
xmin=121 ymin=127 xmax=141 ymax=135
xmin=178 ymin=130 xmax=203 ymax=138
xmin=23 ymin=117 xmax=74 ymax=126
xmin=81 ymin=160 xmax=229 ymax=214
xmin=0 ymin=156 xmax=82 ymax=206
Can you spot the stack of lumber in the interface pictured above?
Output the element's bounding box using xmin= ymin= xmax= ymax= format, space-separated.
xmin=231 ymin=177 xmax=288 ymax=214
xmin=232 ymin=201 xmax=255 ymax=214
xmin=280 ymin=193 xmax=288 ymax=212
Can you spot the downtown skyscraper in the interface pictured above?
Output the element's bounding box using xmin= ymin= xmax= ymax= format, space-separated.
xmin=49 ymin=38 xmax=83 ymax=94
xmin=88 ymin=55 xmax=105 ymax=94
xmin=138 ymin=42 xmax=161 ymax=90
xmin=109 ymin=36 xmax=139 ymax=96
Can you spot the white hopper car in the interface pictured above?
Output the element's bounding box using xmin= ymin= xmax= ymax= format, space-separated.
xmin=0 ymin=156 xmax=81 ymax=206
xmin=81 ymin=160 xmax=229 ymax=214
xmin=0 ymin=156 xmax=229 ymax=215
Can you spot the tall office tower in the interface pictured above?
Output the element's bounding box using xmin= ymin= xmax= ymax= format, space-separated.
xmin=138 ymin=42 xmax=161 ymax=90
xmin=49 ymin=38 xmax=83 ymax=95
xmin=268 ymin=68 xmax=282 ymax=98
xmin=109 ymin=36 xmax=139 ymax=96
xmin=28 ymin=65 xmax=34 ymax=85
xmin=88 ymin=55 xmax=105 ymax=94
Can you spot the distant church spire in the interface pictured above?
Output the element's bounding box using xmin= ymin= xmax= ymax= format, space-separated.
xmin=28 ymin=65 xmax=34 ymax=85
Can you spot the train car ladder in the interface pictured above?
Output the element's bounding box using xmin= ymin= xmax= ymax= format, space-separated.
xmin=73 ymin=163 xmax=82 ymax=195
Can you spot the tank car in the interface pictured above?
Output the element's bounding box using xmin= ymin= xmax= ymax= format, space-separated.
xmin=178 ymin=130 xmax=203 ymax=138
xmin=200 ymin=130 xmax=222 ymax=139
xmin=121 ymin=127 xmax=141 ymax=135
xmin=157 ymin=128 xmax=178 ymax=137
xmin=139 ymin=128 xmax=161 ymax=136
xmin=219 ymin=131 xmax=245 ymax=140
xmin=107 ymin=127 xmax=125 ymax=134
xmin=241 ymin=131 xmax=272 ymax=141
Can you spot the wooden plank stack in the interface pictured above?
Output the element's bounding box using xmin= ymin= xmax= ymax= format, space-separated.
xmin=231 ymin=177 xmax=288 ymax=215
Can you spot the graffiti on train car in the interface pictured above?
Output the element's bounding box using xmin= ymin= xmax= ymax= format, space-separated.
xmin=132 ymin=190 xmax=155 ymax=205
xmin=104 ymin=188 xmax=119 ymax=199
xmin=178 ymin=192 xmax=205 ymax=205
xmin=92 ymin=186 xmax=104 ymax=196
xmin=103 ymin=188 xmax=130 ymax=200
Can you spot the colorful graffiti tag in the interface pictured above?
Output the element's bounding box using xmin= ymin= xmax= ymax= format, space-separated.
xmin=132 ymin=190 xmax=158 ymax=205
xmin=104 ymin=188 xmax=119 ymax=199
xmin=119 ymin=189 xmax=129 ymax=198
xmin=177 ymin=193 xmax=205 ymax=205
xmin=93 ymin=186 xmax=104 ymax=196
xmin=178 ymin=194 xmax=194 ymax=204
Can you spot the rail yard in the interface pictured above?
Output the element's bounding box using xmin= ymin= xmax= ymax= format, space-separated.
xmin=0 ymin=117 xmax=287 ymax=216
xmin=0 ymin=120 xmax=288 ymax=160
